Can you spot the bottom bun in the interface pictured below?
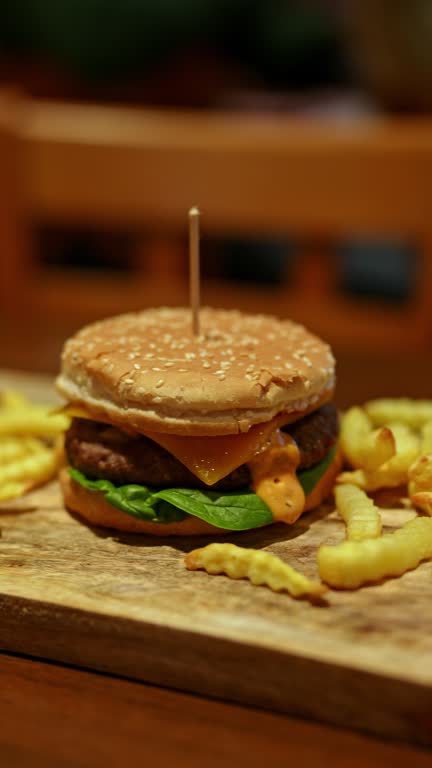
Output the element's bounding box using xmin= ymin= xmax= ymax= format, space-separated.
xmin=60 ymin=449 xmax=342 ymax=536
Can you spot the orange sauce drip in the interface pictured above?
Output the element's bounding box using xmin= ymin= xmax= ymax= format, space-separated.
xmin=248 ymin=432 xmax=305 ymax=524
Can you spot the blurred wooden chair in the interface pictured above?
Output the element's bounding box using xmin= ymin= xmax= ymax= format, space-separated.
xmin=0 ymin=92 xmax=28 ymax=318
xmin=1 ymin=92 xmax=432 ymax=353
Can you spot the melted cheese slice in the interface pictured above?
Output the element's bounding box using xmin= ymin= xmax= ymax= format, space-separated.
xmin=62 ymin=403 xmax=291 ymax=485
xmin=144 ymin=414 xmax=289 ymax=486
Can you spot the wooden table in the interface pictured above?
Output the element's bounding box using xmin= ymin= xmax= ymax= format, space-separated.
xmin=2 ymin=653 xmax=430 ymax=768
xmin=0 ymin=369 xmax=431 ymax=767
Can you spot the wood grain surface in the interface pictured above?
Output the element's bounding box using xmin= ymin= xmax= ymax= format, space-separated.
xmin=1 ymin=652 xmax=431 ymax=768
xmin=1 ymin=480 xmax=432 ymax=747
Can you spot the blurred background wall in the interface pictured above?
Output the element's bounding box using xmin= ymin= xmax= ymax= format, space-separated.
xmin=0 ymin=0 xmax=431 ymax=405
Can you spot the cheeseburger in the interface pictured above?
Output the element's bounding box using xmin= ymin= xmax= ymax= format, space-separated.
xmin=57 ymin=307 xmax=340 ymax=535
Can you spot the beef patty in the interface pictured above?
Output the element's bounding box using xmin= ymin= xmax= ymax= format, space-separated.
xmin=65 ymin=403 xmax=338 ymax=492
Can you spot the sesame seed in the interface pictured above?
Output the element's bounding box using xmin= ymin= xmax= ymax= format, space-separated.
xmin=185 ymin=352 xmax=196 ymax=360
xmin=153 ymin=396 xmax=162 ymax=403
xmin=202 ymin=361 xmax=211 ymax=368
xmin=164 ymin=361 xmax=174 ymax=367
xmin=218 ymin=374 xmax=226 ymax=381
xmin=124 ymin=378 xmax=134 ymax=385
xmin=178 ymin=368 xmax=188 ymax=373
xmin=133 ymin=363 xmax=141 ymax=370
xmin=155 ymin=379 xmax=164 ymax=388
xmin=151 ymin=367 xmax=162 ymax=372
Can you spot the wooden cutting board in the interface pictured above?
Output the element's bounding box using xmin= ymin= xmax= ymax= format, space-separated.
xmin=1 ymin=480 xmax=432 ymax=748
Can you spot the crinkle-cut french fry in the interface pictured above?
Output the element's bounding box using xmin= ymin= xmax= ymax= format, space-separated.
xmin=0 ymin=436 xmax=46 ymax=471
xmin=411 ymin=492 xmax=432 ymax=516
xmin=377 ymin=425 xmax=420 ymax=482
xmin=0 ymin=436 xmax=46 ymax=464
xmin=356 ymin=427 xmax=396 ymax=471
xmin=365 ymin=398 xmax=432 ymax=429
xmin=0 ymin=407 xmax=69 ymax=436
xmin=0 ymin=481 xmax=29 ymax=502
xmin=185 ymin=543 xmax=326 ymax=598
xmin=336 ymin=469 xmax=367 ymax=488
xmin=340 ymin=407 xmax=371 ymax=460
xmin=0 ymin=437 xmax=30 ymax=463
xmin=0 ymin=448 xmax=58 ymax=485
xmin=337 ymin=426 xmax=419 ymax=491
xmin=335 ymin=484 xmax=382 ymax=541
xmin=318 ymin=517 xmax=432 ymax=589
xmin=409 ymin=454 xmax=432 ymax=511
xmin=23 ymin=436 xmax=48 ymax=453
xmin=409 ymin=455 xmax=432 ymax=512
xmin=420 ymin=422 xmax=432 ymax=454
xmin=340 ymin=407 xmax=395 ymax=470
xmin=340 ymin=407 xmax=371 ymax=468
xmin=408 ymin=453 xmax=432 ymax=491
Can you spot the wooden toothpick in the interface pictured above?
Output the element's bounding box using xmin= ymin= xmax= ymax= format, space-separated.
xmin=189 ymin=206 xmax=201 ymax=336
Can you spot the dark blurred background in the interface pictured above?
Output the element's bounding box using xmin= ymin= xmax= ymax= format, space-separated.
xmin=0 ymin=0 xmax=431 ymax=405
xmin=0 ymin=1 xmax=348 ymax=103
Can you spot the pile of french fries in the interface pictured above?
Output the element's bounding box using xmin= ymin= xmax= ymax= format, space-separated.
xmin=320 ymin=398 xmax=432 ymax=589
xmin=187 ymin=398 xmax=432 ymax=597
xmin=0 ymin=390 xmax=70 ymax=502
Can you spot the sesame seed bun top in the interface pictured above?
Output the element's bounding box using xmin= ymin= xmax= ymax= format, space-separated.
xmin=56 ymin=307 xmax=335 ymax=436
